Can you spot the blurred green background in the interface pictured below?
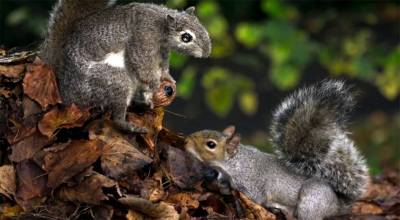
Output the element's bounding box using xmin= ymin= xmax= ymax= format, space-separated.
xmin=1 ymin=0 xmax=399 ymax=173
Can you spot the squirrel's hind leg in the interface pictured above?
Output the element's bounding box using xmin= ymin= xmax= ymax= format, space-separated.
xmin=296 ymin=179 xmax=340 ymax=220
xmin=86 ymin=63 xmax=148 ymax=134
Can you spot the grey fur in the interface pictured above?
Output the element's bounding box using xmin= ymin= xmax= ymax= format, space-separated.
xmin=41 ymin=1 xmax=211 ymax=132
xmin=270 ymin=80 xmax=368 ymax=201
xmin=185 ymin=80 xmax=368 ymax=220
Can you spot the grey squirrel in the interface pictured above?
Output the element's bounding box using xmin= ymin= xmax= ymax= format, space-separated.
xmin=40 ymin=0 xmax=211 ymax=133
xmin=185 ymin=80 xmax=369 ymax=220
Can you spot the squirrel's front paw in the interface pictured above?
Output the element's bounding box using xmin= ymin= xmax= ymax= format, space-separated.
xmin=114 ymin=120 xmax=148 ymax=134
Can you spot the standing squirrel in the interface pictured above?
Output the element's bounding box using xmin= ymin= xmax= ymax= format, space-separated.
xmin=40 ymin=0 xmax=211 ymax=133
xmin=185 ymin=80 xmax=369 ymax=220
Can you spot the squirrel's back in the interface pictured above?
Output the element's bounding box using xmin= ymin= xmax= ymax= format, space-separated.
xmin=40 ymin=0 xmax=112 ymax=66
xmin=270 ymin=80 xmax=368 ymax=201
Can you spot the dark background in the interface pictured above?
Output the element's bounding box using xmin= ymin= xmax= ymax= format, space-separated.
xmin=1 ymin=0 xmax=399 ymax=173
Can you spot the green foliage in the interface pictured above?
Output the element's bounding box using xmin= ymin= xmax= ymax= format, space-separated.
xmin=166 ymin=0 xmax=399 ymax=116
xmin=177 ymin=66 xmax=197 ymax=99
xmin=201 ymin=67 xmax=257 ymax=117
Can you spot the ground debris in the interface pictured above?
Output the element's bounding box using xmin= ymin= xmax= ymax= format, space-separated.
xmin=0 ymin=55 xmax=399 ymax=220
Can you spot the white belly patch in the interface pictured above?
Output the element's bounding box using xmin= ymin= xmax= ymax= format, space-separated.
xmin=102 ymin=50 xmax=125 ymax=68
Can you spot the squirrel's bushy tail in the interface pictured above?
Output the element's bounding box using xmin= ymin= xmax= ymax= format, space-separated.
xmin=40 ymin=0 xmax=112 ymax=66
xmin=270 ymin=80 xmax=368 ymax=201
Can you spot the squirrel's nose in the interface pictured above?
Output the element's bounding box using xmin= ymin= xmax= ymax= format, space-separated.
xmin=204 ymin=167 xmax=218 ymax=181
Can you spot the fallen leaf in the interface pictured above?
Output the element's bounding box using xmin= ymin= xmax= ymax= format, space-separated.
xmin=352 ymin=201 xmax=384 ymax=215
xmin=6 ymin=118 xmax=37 ymax=145
xmin=238 ymin=191 xmax=276 ymax=220
xmin=9 ymin=131 xmax=50 ymax=162
xmin=153 ymin=80 xmax=176 ymax=107
xmin=22 ymin=96 xmax=41 ymax=118
xmin=119 ymin=195 xmax=179 ymax=220
xmin=0 ymin=204 xmax=23 ymax=219
xmin=140 ymin=173 xmax=165 ymax=202
xmin=164 ymin=146 xmax=208 ymax=189
xmin=0 ymin=88 xmax=12 ymax=98
xmin=91 ymin=205 xmax=114 ymax=220
xmin=166 ymin=192 xmax=201 ymax=210
xmin=0 ymin=165 xmax=16 ymax=199
xmin=126 ymin=209 xmax=144 ymax=220
xmin=0 ymin=50 xmax=35 ymax=64
xmin=0 ymin=64 xmax=25 ymax=78
xmin=38 ymin=104 xmax=90 ymax=138
xmin=88 ymin=121 xmax=152 ymax=179
xmin=23 ymin=58 xmax=61 ymax=109
xmin=43 ymin=139 xmax=109 ymax=188
xmin=127 ymin=108 xmax=164 ymax=154
xmin=198 ymin=192 xmax=231 ymax=217
xmin=58 ymin=172 xmax=116 ymax=204
xmin=15 ymin=160 xmax=49 ymax=210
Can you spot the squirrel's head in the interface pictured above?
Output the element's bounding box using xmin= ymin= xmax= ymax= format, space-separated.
xmin=166 ymin=7 xmax=212 ymax=58
xmin=185 ymin=125 xmax=241 ymax=162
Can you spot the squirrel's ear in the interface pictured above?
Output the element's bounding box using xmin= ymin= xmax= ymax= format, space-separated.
xmin=226 ymin=134 xmax=240 ymax=158
xmin=166 ymin=14 xmax=175 ymax=26
xmin=185 ymin=6 xmax=195 ymax=15
xmin=222 ymin=125 xmax=235 ymax=138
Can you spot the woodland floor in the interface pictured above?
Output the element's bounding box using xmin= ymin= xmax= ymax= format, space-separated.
xmin=0 ymin=50 xmax=399 ymax=220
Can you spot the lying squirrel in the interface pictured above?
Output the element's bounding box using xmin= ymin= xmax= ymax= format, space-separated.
xmin=185 ymin=80 xmax=369 ymax=220
xmin=40 ymin=0 xmax=211 ymax=133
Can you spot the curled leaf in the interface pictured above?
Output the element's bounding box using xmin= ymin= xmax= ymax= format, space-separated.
xmin=58 ymin=172 xmax=116 ymax=205
xmin=128 ymin=108 xmax=164 ymax=154
xmin=43 ymin=139 xmax=109 ymax=188
xmin=9 ymin=131 xmax=50 ymax=162
xmin=38 ymin=104 xmax=90 ymax=138
xmin=120 ymin=195 xmax=179 ymax=220
xmin=23 ymin=58 xmax=61 ymax=109
xmin=88 ymin=121 xmax=152 ymax=179
xmin=0 ymin=64 xmax=25 ymax=78
xmin=15 ymin=160 xmax=49 ymax=210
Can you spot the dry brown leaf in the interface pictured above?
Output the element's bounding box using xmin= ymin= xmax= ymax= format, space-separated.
xmin=88 ymin=121 xmax=152 ymax=179
xmin=9 ymin=131 xmax=50 ymax=162
xmin=0 ymin=88 xmax=12 ymax=98
xmin=126 ymin=209 xmax=145 ymax=220
xmin=0 ymin=204 xmax=23 ymax=219
xmin=238 ymin=191 xmax=276 ymax=220
xmin=164 ymin=146 xmax=208 ymax=189
xmin=127 ymin=108 xmax=164 ymax=154
xmin=119 ymin=195 xmax=179 ymax=220
xmin=0 ymin=165 xmax=16 ymax=199
xmin=15 ymin=160 xmax=49 ymax=208
xmin=352 ymin=201 xmax=384 ymax=215
xmin=6 ymin=119 xmax=37 ymax=145
xmin=153 ymin=80 xmax=176 ymax=107
xmin=91 ymin=205 xmax=114 ymax=220
xmin=0 ymin=64 xmax=25 ymax=78
xmin=22 ymin=96 xmax=41 ymax=118
xmin=140 ymin=176 xmax=165 ymax=202
xmin=166 ymin=192 xmax=201 ymax=210
xmin=23 ymin=58 xmax=61 ymax=109
xmin=58 ymin=172 xmax=116 ymax=204
xmin=38 ymin=104 xmax=90 ymax=138
xmin=43 ymin=139 xmax=109 ymax=188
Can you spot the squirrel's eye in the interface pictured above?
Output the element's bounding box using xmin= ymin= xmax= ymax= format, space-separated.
xmin=181 ymin=32 xmax=193 ymax=43
xmin=206 ymin=140 xmax=217 ymax=149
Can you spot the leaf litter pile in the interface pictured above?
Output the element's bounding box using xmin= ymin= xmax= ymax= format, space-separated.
xmin=0 ymin=50 xmax=399 ymax=220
